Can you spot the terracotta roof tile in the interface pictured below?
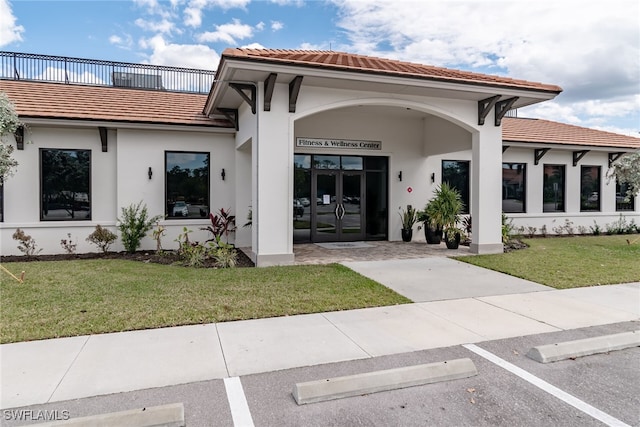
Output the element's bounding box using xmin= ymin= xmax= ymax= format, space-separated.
xmin=503 ymin=117 xmax=640 ymax=149
xmin=0 ymin=80 xmax=231 ymax=127
xmin=222 ymin=48 xmax=562 ymax=93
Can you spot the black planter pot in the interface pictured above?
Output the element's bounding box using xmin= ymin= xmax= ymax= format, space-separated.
xmin=445 ymin=231 xmax=461 ymax=249
xmin=401 ymin=228 xmax=413 ymax=242
xmin=424 ymin=226 xmax=443 ymax=244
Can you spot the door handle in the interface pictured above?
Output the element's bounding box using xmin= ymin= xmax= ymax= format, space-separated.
xmin=339 ymin=204 xmax=346 ymax=220
xmin=335 ymin=204 xmax=340 ymax=219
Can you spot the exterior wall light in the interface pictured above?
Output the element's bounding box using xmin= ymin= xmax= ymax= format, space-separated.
xmin=431 ymin=173 xmax=435 ymax=183
xmin=398 ymin=171 xmax=402 ymax=182
xmin=221 ymin=168 xmax=226 ymax=181
xmin=148 ymin=167 xmax=153 ymax=180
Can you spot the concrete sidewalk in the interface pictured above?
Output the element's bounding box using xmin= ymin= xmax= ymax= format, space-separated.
xmin=2 ymin=280 xmax=638 ymax=410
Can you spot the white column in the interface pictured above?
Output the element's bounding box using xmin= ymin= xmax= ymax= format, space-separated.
xmin=251 ymin=82 xmax=294 ymax=266
xmin=470 ymin=125 xmax=503 ymax=254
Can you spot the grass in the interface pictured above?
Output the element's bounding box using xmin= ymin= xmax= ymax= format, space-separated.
xmin=0 ymin=261 xmax=410 ymax=344
xmin=457 ymin=235 xmax=640 ymax=289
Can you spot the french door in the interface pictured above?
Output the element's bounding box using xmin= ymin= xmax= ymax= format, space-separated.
xmin=312 ymin=170 xmax=364 ymax=241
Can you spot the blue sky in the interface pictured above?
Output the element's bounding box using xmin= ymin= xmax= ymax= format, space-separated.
xmin=1 ymin=0 xmax=639 ymax=137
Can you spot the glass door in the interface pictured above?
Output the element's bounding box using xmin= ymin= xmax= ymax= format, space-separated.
xmin=312 ymin=171 xmax=364 ymax=242
xmin=340 ymin=172 xmax=364 ymax=240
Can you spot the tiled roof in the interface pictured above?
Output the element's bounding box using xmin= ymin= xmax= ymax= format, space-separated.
xmin=0 ymin=80 xmax=230 ymax=127
xmin=221 ymin=48 xmax=563 ymax=94
xmin=503 ymin=117 xmax=640 ymax=149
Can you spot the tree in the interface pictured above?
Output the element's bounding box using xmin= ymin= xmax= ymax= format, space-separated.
xmin=609 ymin=152 xmax=640 ymax=201
xmin=0 ymin=91 xmax=20 ymax=180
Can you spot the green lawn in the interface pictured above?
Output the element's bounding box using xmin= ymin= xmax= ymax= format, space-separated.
xmin=457 ymin=235 xmax=640 ymax=289
xmin=0 ymin=261 xmax=410 ymax=343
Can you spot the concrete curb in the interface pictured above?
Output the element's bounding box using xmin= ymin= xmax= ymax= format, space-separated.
xmin=526 ymin=330 xmax=640 ymax=363
xmin=35 ymin=403 xmax=184 ymax=427
xmin=292 ymin=358 xmax=477 ymax=405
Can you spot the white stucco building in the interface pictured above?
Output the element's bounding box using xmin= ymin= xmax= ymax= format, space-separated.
xmin=1 ymin=49 xmax=638 ymax=265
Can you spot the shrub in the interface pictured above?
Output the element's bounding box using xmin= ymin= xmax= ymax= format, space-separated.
xmin=60 ymin=233 xmax=77 ymax=254
xmin=118 ymin=201 xmax=162 ymax=253
xmin=86 ymin=225 xmax=117 ymax=253
xmin=12 ymin=228 xmax=42 ymax=256
xmin=526 ymin=226 xmax=537 ymax=238
xmin=590 ymin=221 xmax=601 ymax=236
xmin=202 ymin=208 xmax=237 ymax=244
xmin=210 ymin=241 xmax=238 ymax=268
xmin=501 ymin=213 xmax=514 ymax=244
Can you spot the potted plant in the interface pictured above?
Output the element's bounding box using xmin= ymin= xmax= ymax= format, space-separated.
xmin=398 ymin=205 xmax=417 ymax=242
xmin=429 ymin=183 xmax=465 ymax=249
xmin=419 ymin=200 xmax=444 ymax=244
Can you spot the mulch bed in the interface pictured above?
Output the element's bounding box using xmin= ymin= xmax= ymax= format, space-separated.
xmin=0 ymin=249 xmax=255 ymax=268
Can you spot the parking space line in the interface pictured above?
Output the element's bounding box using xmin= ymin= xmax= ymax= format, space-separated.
xmin=463 ymin=344 xmax=631 ymax=427
xmin=224 ymin=377 xmax=255 ymax=427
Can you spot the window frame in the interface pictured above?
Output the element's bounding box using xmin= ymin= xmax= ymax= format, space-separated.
xmin=164 ymin=150 xmax=211 ymax=220
xmin=616 ymin=179 xmax=635 ymax=212
xmin=40 ymin=148 xmax=92 ymax=221
xmin=580 ymin=165 xmax=601 ymax=212
xmin=442 ymin=160 xmax=470 ymax=214
xmin=542 ymin=164 xmax=566 ymax=213
xmin=502 ymin=162 xmax=527 ymax=213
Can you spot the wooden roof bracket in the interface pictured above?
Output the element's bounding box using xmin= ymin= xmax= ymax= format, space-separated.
xmin=229 ymin=83 xmax=256 ymax=114
xmin=289 ymin=76 xmax=303 ymax=113
xmin=478 ymin=95 xmax=500 ymax=125
xmin=572 ymin=150 xmax=590 ymax=166
xmin=98 ymin=127 xmax=108 ymax=152
xmin=608 ymin=152 xmax=625 ymax=167
xmin=14 ymin=125 xmax=24 ymax=150
xmin=534 ymin=148 xmax=550 ymax=165
xmin=495 ymin=97 xmax=518 ymax=126
xmin=264 ymin=73 xmax=277 ymax=112
xmin=218 ymin=108 xmax=239 ymax=131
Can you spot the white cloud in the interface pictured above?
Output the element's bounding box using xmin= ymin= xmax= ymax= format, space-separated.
xmin=135 ymin=18 xmax=177 ymax=34
xmin=0 ymin=0 xmax=24 ymax=47
xmin=256 ymin=21 xmax=265 ymax=31
xmin=109 ymin=33 xmax=133 ymax=49
xmin=197 ymin=19 xmax=254 ymax=44
xmin=140 ymin=34 xmax=219 ymax=70
xmin=331 ymin=0 xmax=640 ymax=136
xmin=241 ymin=42 xmax=265 ymax=50
xmin=184 ymin=0 xmax=250 ymax=28
xmin=271 ymin=21 xmax=283 ymax=31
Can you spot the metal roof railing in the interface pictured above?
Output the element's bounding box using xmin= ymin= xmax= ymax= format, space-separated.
xmin=0 ymin=51 xmax=216 ymax=94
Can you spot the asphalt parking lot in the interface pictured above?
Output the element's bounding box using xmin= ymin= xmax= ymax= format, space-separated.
xmin=2 ymin=321 xmax=638 ymax=427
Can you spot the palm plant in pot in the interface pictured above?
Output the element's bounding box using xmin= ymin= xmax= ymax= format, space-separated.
xmin=430 ymin=183 xmax=465 ymax=249
xmin=398 ymin=205 xmax=418 ymax=242
xmin=418 ymin=200 xmax=443 ymax=244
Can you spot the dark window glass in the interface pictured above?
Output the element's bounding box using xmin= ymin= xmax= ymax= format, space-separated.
xmin=442 ymin=160 xmax=470 ymax=214
xmin=364 ymin=156 xmax=388 ymax=170
xmin=166 ymin=151 xmax=209 ymax=219
xmin=616 ymin=180 xmax=635 ymax=212
xmin=0 ymin=180 xmax=3 ymax=222
xmin=502 ymin=163 xmax=526 ymax=213
xmin=543 ymin=164 xmax=565 ymax=212
xmin=294 ymin=154 xmax=311 ymax=169
xmin=341 ymin=156 xmax=363 ymax=170
xmin=580 ymin=166 xmax=601 ymax=212
xmin=41 ymin=149 xmax=91 ymax=220
xmin=293 ymin=165 xmax=311 ymax=243
xmin=366 ymin=170 xmax=388 ymax=239
xmin=313 ymin=155 xmax=340 ymax=169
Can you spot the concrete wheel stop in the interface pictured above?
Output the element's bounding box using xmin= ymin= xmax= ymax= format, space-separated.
xmin=526 ymin=330 xmax=640 ymax=363
xmin=35 ymin=402 xmax=184 ymax=427
xmin=292 ymin=358 xmax=477 ymax=405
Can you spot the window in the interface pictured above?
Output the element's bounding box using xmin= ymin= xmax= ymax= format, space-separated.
xmin=580 ymin=166 xmax=601 ymax=211
xmin=165 ymin=151 xmax=210 ymax=219
xmin=0 ymin=180 xmax=3 ymax=222
xmin=616 ymin=180 xmax=635 ymax=211
xmin=41 ymin=149 xmax=91 ymax=220
xmin=502 ymin=163 xmax=526 ymax=213
xmin=543 ymin=164 xmax=565 ymax=212
xmin=442 ymin=160 xmax=470 ymax=214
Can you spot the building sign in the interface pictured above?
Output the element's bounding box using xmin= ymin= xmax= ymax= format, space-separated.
xmin=296 ymin=137 xmax=382 ymax=151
